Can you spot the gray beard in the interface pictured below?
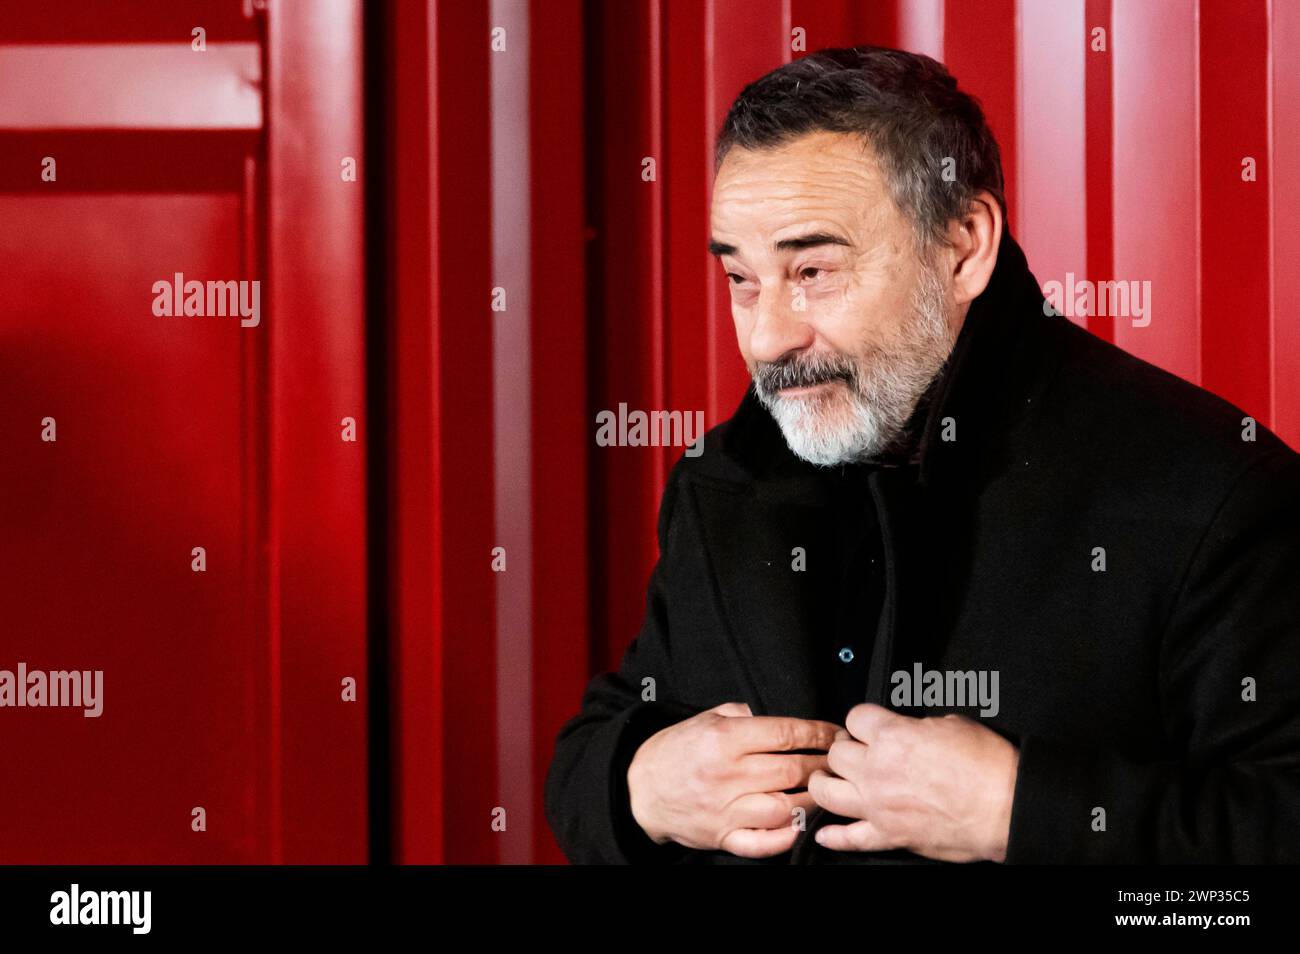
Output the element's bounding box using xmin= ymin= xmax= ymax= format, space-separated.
xmin=751 ymin=264 xmax=957 ymax=467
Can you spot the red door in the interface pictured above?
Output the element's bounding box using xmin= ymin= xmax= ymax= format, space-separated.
xmin=0 ymin=0 xmax=367 ymax=863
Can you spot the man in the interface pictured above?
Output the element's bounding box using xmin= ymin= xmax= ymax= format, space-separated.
xmin=544 ymin=46 xmax=1300 ymax=864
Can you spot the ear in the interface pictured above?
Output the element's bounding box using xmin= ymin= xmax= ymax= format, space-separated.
xmin=943 ymin=190 xmax=1003 ymax=306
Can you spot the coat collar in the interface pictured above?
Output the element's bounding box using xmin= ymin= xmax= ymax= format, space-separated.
xmin=692 ymin=230 xmax=1053 ymax=720
xmin=717 ymin=228 xmax=1050 ymax=491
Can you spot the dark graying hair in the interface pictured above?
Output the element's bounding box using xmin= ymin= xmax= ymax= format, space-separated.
xmin=714 ymin=46 xmax=1007 ymax=254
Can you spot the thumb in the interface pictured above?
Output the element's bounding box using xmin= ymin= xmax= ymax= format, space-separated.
xmin=815 ymin=819 xmax=895 ymax=853
xmin=845 ymin=702 xmax=905 ymax=742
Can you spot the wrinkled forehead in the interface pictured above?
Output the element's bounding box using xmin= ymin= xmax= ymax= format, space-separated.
xmin=709 ymin=132 xmax=901 ymax=250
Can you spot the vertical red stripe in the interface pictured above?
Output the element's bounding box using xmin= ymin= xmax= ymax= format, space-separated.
xmin=788 ymin=0 xmax=854 ymax=52
xmin=1017 ymin=0 xmax=1088 ymax=325
xmin=529 ymin=0 xmax=588 ymax=864
xmin=1270 ymin=0 xmax=1300 ymax=447
xmin=650 ymin=0 xmax=667 ymax=483
xmin=664 ymin=0 xmax=712 ymax=474
xmin=1199 ymin=0 xmax=1271 ymax=421
xmin=943 ymin=0 xmax=1017 ymax=232
xmin=788 ymin=0 xmax=898 ymax=52
xmin=432 ymin=0 xmax=498 ymax=863
xmin=1084 ymin=0 xmax=1114 ymax=342
xmin=386 ymin=0 xmax=443 ymax=863
xmin=589 ymin=0 xmax=664 ymax=672
xmin=1112 ymin=0 xmax=1199 ymax=383
xmin=267 ymin=0 xmax=369 ymax=862
xmin=897 ymin=0 xmax=944 ymax=59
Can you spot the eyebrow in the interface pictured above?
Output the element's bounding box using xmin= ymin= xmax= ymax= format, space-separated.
xmin=707 ymin=231 xmax=852 ymax=258
xmin=707 ymin=232 xmax=847 ymax=259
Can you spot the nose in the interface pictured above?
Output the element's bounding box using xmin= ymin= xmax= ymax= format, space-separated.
xmin=746 ymin=281 xmax=815 ymax=365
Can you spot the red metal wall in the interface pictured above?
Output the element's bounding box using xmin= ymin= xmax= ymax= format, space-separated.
xmin=0 ymin=0 xmax=367 ymax=863
xmin=3 ymin=0 xmax=1295 ymax=865
xmin=405 ymin=0 xmax=1300 ymax=868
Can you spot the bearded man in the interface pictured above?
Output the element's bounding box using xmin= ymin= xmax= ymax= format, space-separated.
xmin=544 ymin=46 xmax=1300 ymax=864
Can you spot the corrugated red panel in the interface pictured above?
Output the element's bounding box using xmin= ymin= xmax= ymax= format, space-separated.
xmin=528 ymin=0 xmax=589 ymax=865
xmin=588 ymin=0 xmax=670 ymax=674
xmin=1112 ymin=0 xmax=1200 ymax=382
xmin=0 ymin=0 xmax=368 ymax=864
xmin=431 ymin=0 xmax=498 ymax=864
xmin=381 ymin=0 xmax=443 ymax=865
xmin=1271 ymin=0 xmax=1300 ymax=447
xmin=1084 ymin=0 xmax=1114 ymax=343
xmin=531 ymin=0 xmax=1298 ymax=864
xmin=266 ymin=0 xmax=369 ymax=865
xmin=944 ymin=0 xmax=1018 ymax=227
xmin=5 ymin=0 xmax=1294 ymax=868
xmin=1200 ymin=0 xmax=1271 ymax=422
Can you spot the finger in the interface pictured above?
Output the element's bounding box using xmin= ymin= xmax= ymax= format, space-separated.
xmin=807 ymin=768 xmax=864 ymax=818
xmin=711 ymin=701 xmax=753 ymax=718
xmin=728 ymin=789 xmax=819 ymax=831
xmin=731 ymin=716 xmax=842 ymax=754
xmin=815 ymin=819 xmax=900 ymax=853
xmin=825 ymin=737 xmax=869 ymax=779
xmin=719 ymin=824 xmax=799 ymax=859
xmin=741 ymin=752 xmax=830 ymax=790
xmin=844 ymin=702 xmax=907 ymax=742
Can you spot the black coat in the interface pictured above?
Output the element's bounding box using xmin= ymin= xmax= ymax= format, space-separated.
xmin=544 ymin=230 xmax=1300 ymax=864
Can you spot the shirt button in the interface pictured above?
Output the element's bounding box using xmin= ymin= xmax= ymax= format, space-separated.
xmin=837 ymin=647 xmax=855 ymax=663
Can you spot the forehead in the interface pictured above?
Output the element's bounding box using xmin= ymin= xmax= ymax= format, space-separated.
xmin=710 ymin=130 xmax=898 ymax=242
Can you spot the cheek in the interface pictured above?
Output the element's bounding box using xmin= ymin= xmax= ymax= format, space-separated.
xmin=821 ymin=275 xmax=911 ymax=348
xmin=808 ymin=286 xmax=876 ymax=353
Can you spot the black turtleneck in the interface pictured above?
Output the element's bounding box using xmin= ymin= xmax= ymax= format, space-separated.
xmin=808 ymin=376 xmax=935 ymax=722
xmin=810 ymin=460 xmax=882 ymax=723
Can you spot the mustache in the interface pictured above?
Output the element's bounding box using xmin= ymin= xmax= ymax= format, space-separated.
xmin=753 ymin=351 xmax=857 ymax=394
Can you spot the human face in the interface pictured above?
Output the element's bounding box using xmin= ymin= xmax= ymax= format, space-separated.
xmin=709 ymin=130 xmax=959 ymax=465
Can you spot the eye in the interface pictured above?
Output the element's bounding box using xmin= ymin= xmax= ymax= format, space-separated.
xmin=726 ymin=272 xmax=750 ymax=285
xmin=799 ymin=266 xmax=824 ymax=281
